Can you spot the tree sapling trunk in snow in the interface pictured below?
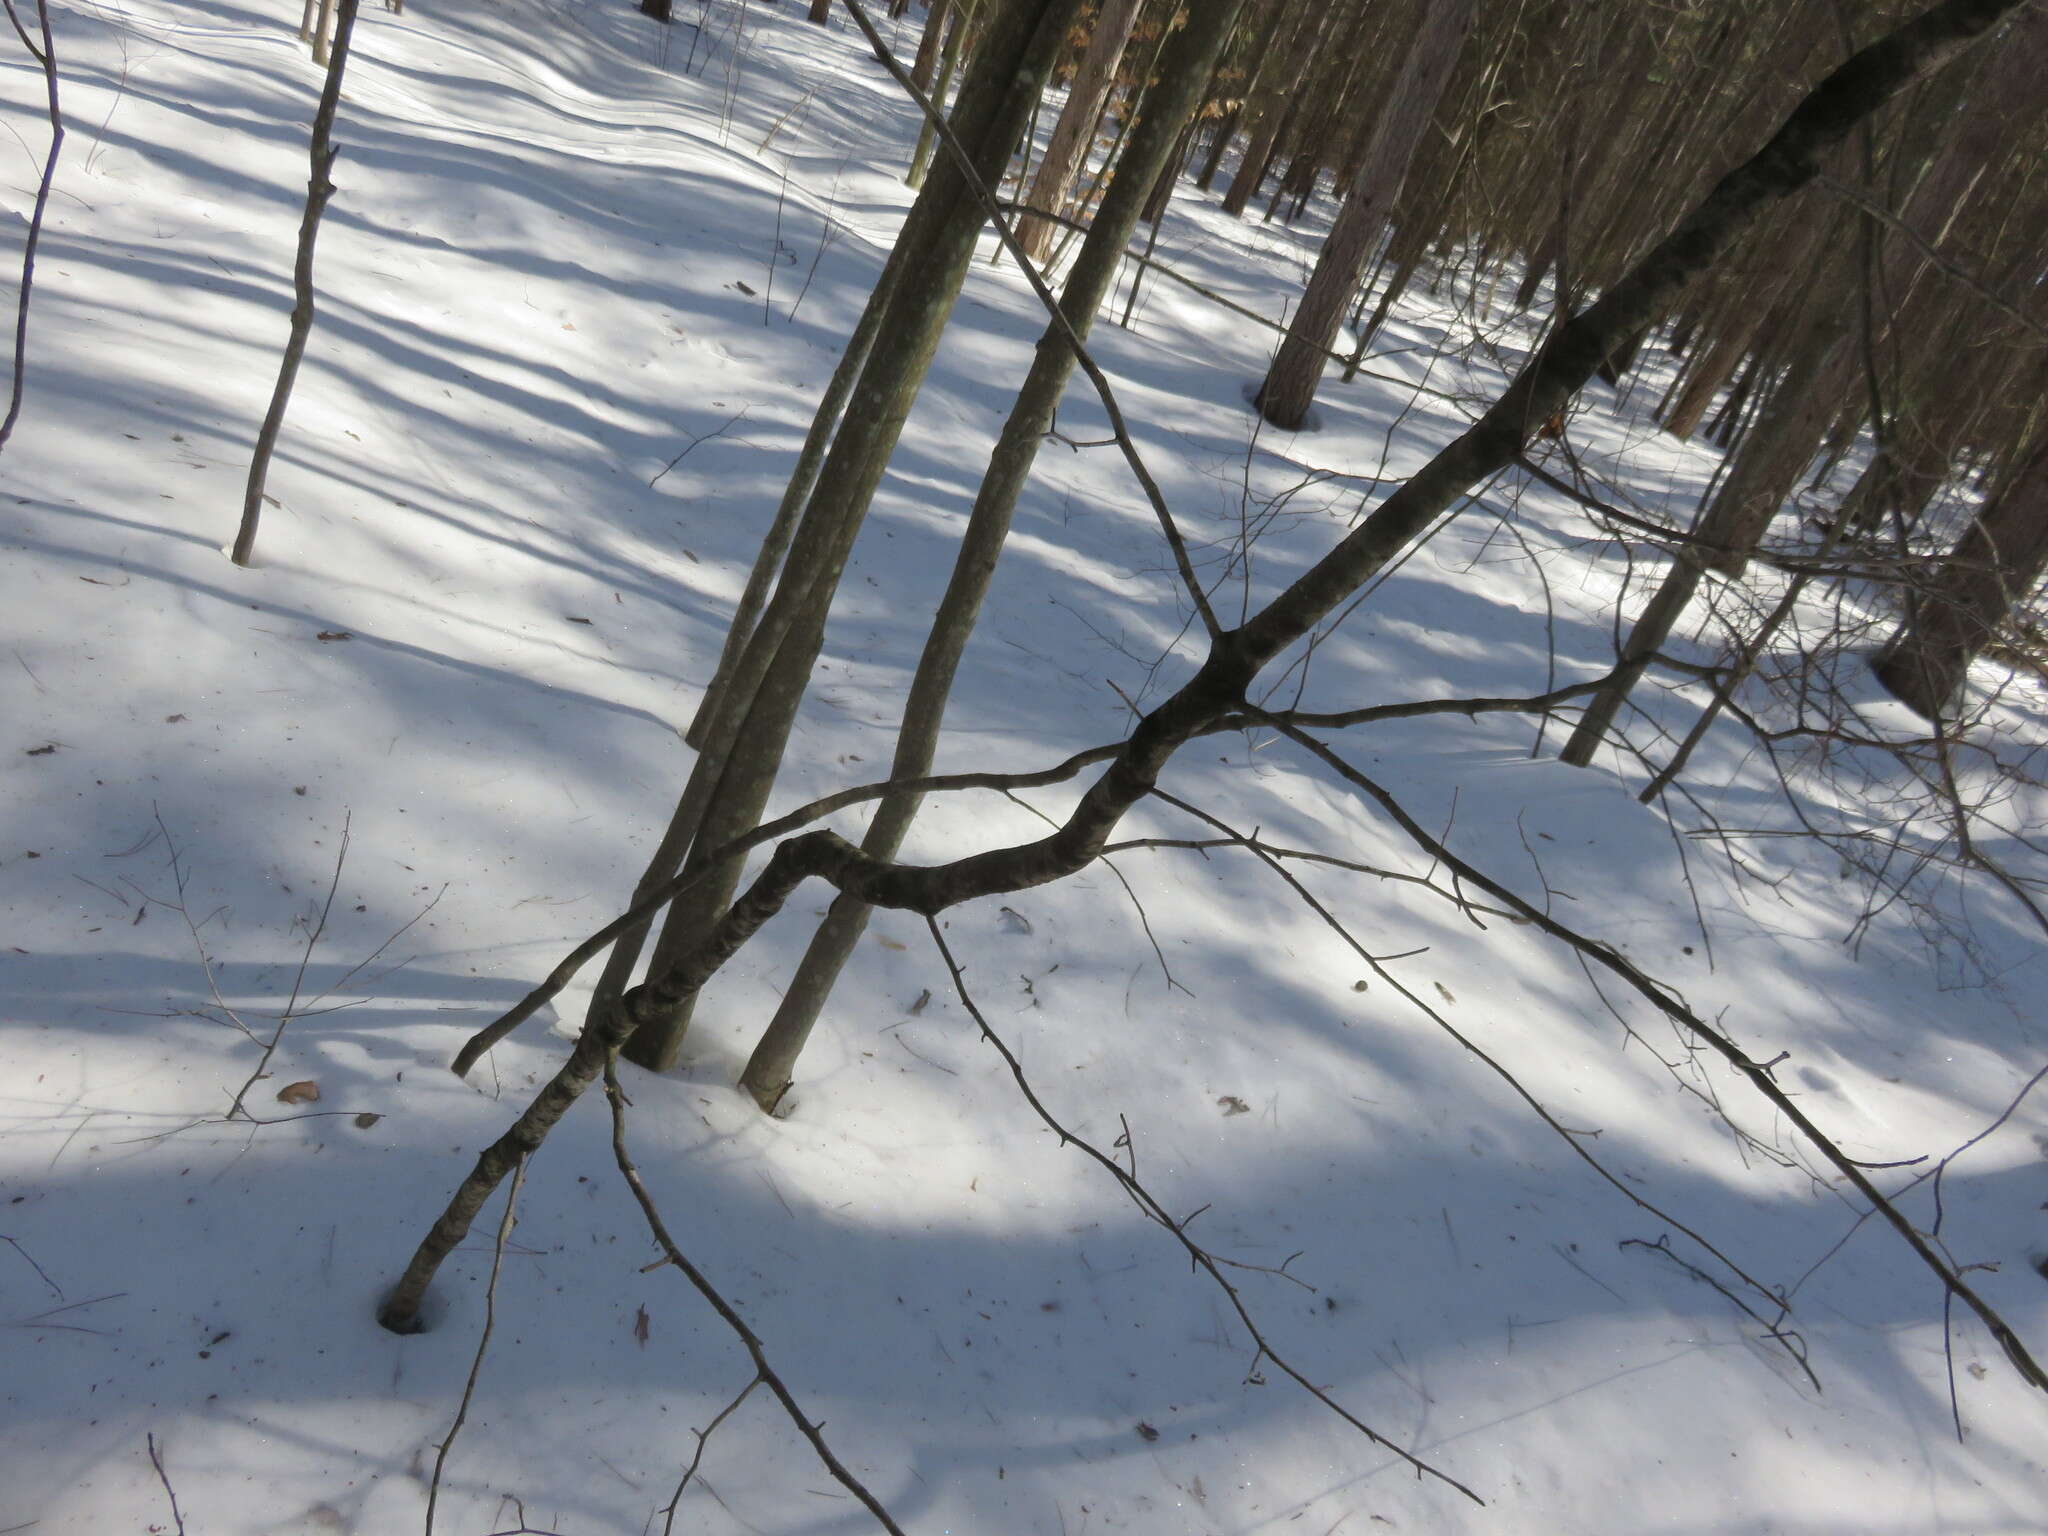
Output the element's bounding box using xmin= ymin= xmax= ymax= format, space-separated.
xmin=739 ymin=0 xmax=1248 ymax=1112
xmin=234 ymin=0 xmax=361 ymax=567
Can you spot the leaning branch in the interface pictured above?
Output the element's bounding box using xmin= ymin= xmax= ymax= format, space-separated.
xmin=926 ymin=916 xmax=1484 ymax=1504
xmin=604 ymin=1059 xmax=906 ymax=1535
xmin=1251 ymin=710 xmax=2047 ymax=1394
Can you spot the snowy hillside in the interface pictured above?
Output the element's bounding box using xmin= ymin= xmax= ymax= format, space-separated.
xmin=1 ymin=2 xmax=2043 ymax=1533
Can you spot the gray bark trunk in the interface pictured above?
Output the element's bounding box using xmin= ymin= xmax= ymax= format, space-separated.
xmin=739 ymin=0 xmax=1248 ymax=1111
xmin=1874 ymin=432 xmax=2048 ymax=716
xmin=619 ymin=0 xmax=1086 ymax=1073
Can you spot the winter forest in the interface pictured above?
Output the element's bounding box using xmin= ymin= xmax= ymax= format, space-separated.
xmin=2 ymin=0 xmax=2046 ymax=1530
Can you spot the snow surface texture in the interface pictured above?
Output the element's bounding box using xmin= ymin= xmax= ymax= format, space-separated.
xmin=2 ymin=2 xmax=2044 ymax=1532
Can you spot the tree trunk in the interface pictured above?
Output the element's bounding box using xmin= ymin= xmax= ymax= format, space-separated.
xmin=1874 ymin=433 xmax=2048 ymax=717
xmin=906 ymin=8 xmax=967 ymax=187
xmin=616 ymin=0 xmax=1086 ymax=1074
xmin=1016 ymin=0 xmax=1144 ymax=262
xmin=1218 ymin=3 xmax=1320 ymax=216
xmin=910 ymin=0 xmax=954 ymax=90
xmin=1256 ymin=0 xmax=1476 ymax=430
xmin=236 ymin=0 xmax=360 ymax=567
xmin=1194 ymin=103 xmax=1239 ymax=188
xmin=738 ymin=0 xmax=1248 ymax=1111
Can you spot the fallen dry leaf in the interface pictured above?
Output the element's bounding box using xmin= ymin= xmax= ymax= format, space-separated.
xmin=315 ymin=631 xmax=351 ymax=642
xmin=633 ymin=1305 xmax=651 ymax=1346
xmin=353 ymin=1112 xmax=383 ymax=1129
xmin=276 ymin=1080 xmax=320 ymax=1105
xmin=1217 ymin=1095 xmax=1250 ymax=1117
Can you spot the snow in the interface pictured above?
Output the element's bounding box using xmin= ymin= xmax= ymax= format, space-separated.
xmin=1 ymin=1 xmax=2043 ymax=1532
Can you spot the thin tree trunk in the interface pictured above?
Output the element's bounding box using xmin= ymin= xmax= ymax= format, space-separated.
xmin=1257 ymin=0 xmax=1476 ymax=430
xmin=738 ymin=0 xmax=1247 ymax=1110
xmin=618 ymin=0 xmax=1085 ymax=1073
xmin=0 ymin=0 xmax=61 ymax=459
xmin=906 ymin=8 xmax=966 ymax=187
xmin=1219 ymin=3 xmax=1320 ymax=217
xmin=235 ymin=0 xmax=360 ymax=567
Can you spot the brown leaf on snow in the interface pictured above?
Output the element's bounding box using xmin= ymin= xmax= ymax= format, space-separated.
xmin=315 ymin=631 xmax=352 ymax=642
xmin=353 ymin=1112 xmax=383 ymax=1129
xmin=276 ymin=1080 xmax=321 ymax=1105
xmin=633 ymin=1305 xmax=651 ymax=1346
xmin=1217 ymin=1096 xmax=1250 ymax=1117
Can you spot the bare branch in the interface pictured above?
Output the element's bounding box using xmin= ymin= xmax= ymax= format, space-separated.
xmin=603 ymin=1059 xmax=907 ymax=1535
xmin=1251 ymin=710 xmax=2047 ymax=1393
xmin=924 ymin=913 xmax=1483 ymax=1503
xmin=1144 ymin=787 xmax=1812 ymax=1388
xmin=426 ymin=1157 xmax=526 ymax=1536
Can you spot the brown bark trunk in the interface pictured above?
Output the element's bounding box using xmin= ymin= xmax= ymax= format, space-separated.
xmin=1017 ymin=0 xmax=1144 ymax=261
xmin=1257 ymin=0 xmax=1477 ymax=430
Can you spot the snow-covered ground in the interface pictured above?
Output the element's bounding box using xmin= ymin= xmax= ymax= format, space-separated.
xmin=2 ymin=2 xmax=2043 ymax=1532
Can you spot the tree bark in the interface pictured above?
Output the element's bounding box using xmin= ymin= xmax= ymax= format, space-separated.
xmin=1255 ymin=0 xmax=1476 ymax=430
xmin=618 ymin=0 xmax=1086 ymax=1073
xmin=739 ymin=0 xmax=1248 ymax=1111
xmin=1016 ymin=0 xmax=1145 ymax=262
xmin=910 ymin=0 xmax=954 ymax=90
xmin=236 ymin=0 xmax=360 ymax=567
xmin=1874 ymin=432 xmax=2048 ymax=717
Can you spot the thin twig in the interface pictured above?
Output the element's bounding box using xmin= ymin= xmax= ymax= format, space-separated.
xmin=602 ymin=1058 xmax=907 ymax=1535
xmin=1252 ymin=711 xmax=2047 ymax=1394
xmin=838 ymin=0 xmax=1224 ymax=638
xmin=1145 ymin=788 xmax=1806 ymax=1372
xmin=925 ymin=916 xmax=1484 ymax=1504
xmin=146 ymin=1433 xmax=186 ymax=1536
xmin=226 ymin=813 xmax=350 ymax=1119
xmin=660 ymin=1376 xmax=761 ymax=1536
xmin=426 ymin=1157 xmax=526 ymax=1536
